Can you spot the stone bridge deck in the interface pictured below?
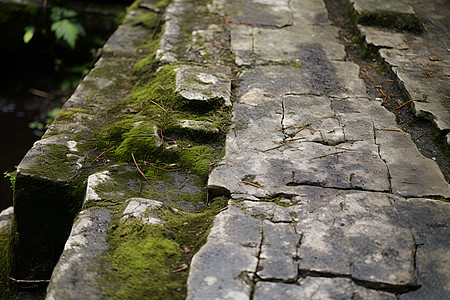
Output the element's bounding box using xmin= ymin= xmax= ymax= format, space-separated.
xmin=1 ymin=0 xmax=449 ymax=299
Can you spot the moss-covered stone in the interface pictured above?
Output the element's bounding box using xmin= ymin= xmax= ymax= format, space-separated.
xmin=100 ymin=197 xmax=228 ymax=299
xmin=179 ymin=146 xmax=215 ymax=180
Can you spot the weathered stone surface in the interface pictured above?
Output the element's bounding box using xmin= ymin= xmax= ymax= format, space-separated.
xmin=257 ymin=220 xmax=300 ymax=281
xmin=156 ymin=0 xmax=187 ymax=63
xmin=351 ymin=0 xmax=415 ymax=15
xmin=46 ymin=208 xmax=111 ymax=300
xmin=186 ymin=203 xmax=262 ymax=300
xmin=103 ymin=10 xmax=149 ymax=56
xmin=293 ymin=191 xmax=415 ymax=286
xmin=0 ymin=206 xmax=13 ymax=230
xmin=392 ymin=198 xmax=450 ymax=300
xmin=376 ymin=129 xmax=450 ymax=197
xmin=254 ymin=278 xmax=396 ymax=300
xmin=121 ymin=198 xmax=164 ymax=225
xmin=209 ymin=0 xmax=292 ymax=28
xmin=354 ymin=1 xmax=449 ymax=143
xmin=175 ymin=65 xmax=232 ymax=106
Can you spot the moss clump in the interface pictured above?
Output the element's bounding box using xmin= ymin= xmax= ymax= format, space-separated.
xmin=101 ymin=197 xmax=228 ymax=299
xmin=53 ymin=108 xmax=92 ymax=124
xmin=179 ymin=146 xmax=215 ymax=180
xmin=132 ymin=65 xmax=186 ymax=112
xmin=358 ymin=11 xmax=423 ymax=32
xmin=102 ymin=219 xmax=183 ymax=300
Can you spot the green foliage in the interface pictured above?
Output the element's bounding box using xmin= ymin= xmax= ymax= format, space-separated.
xmin=23 ymin=26 xmax=35 ymax=44
xmin=3 ymin=168 xmax=17 ymax=191
xmin=28 ymin=107 xmax=61 ymax=131
xmin=23 ymin=6 xmax=85 ymax=48
xmin=50 ymin=7 xmax=86 ymax=49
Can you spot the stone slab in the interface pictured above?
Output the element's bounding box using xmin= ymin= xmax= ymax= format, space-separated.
xmin=186 ymin=203 xmax=262 ymax=300
xmin=187 ymin=194 xmax=450 ymax=298
xmin=351 ymin=0 xmax=415 ymax=15
xmin=257 ymin=220 xmax=300 ymax=281
xmin=103 ymin=10 xmax=150 ymax=57
xmin=254 ymin=278 xmax=396 ymax=300
xmin=46 ymin=208 xmax=111 ymax=300
xmin=175 ymin=65 xmax=232 ymax=106
xmin=209 ymin=0 xmax=292 ymax=28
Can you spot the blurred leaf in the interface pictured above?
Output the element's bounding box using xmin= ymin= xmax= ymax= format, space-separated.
xmin=23 ymin=26 xmax=35 ymax=44
xmin=51 ymin=19 xmax=79 ymax=49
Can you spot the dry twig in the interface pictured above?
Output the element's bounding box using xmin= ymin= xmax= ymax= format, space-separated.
xmin=131 ymin=153 xmax=148 ymax=180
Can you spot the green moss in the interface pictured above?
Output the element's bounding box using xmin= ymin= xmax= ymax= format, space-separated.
xmin=101 ymin=197 xmax=228 ymax=299
xmin=20 ymin=144 xmax=82 ymax=180
xmin=358 ymin=11 xmax=423 ymax=32
xmin=53 ymin=107 xmax=92 ymax=124
xmin=133 ymin=65 xmax=186 ymax=112
xmin=102 ymin=219 xmax=183 ymax=299
xmin=179 ymin=146 xmax=215 ymax=180
xmin=0 ymin=227 xmax=9 ymax=282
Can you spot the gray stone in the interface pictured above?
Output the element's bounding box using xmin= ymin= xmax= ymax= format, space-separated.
xmin=46 ymin=208 xmax=111 ymax=300
xmin=293 ymin=191 xmax=416 ymax=286
xmin=156 ymin=0 xmax=187 ymax=63
xmin=393 ymin=197 xmax=450 ymax=300
xmin=351 ymin=0 xmax=415 ymax=15
xmin=209 ymin=0 xmax=292 ymax=28
xmin=257 ymin=220 xmax=300 ymax=281
xmin=175 ymin=65 xmax=232 ymax=106
xmin=253 ymin=26 xmax=345 ymax=63
xmin=176 ymin=119 xmax=220 ymax=134
xmin=0 ymin=206 xmax=13 ymax=230
xmin=254 ymin=278 xmax=396 ymax=300
xmin=375 ymin=129 xmax=450 ymax=197
xmin=121 ymin=198 xmax=164 ymax=225
xmin=186 ymin=203 xmax=262 ymax=300
xmin=103 ymin=11 xmax=149 ymax=57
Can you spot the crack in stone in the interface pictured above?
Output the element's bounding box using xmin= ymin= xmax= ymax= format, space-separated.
xmin=250 ymin=221 xmax=265 ymax=300
xmin=285 ymin=181 xmax=389 ymax=193
xmin=298 ymin=269 xmax=420 ymax=294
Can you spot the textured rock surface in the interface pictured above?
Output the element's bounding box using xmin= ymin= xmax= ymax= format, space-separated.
xmin=187 ymin=0 xmax=450 ymax=299
xmin=355 ymin=0 xmax=450 ymax=144
xmin=46 ymin=208 xmax=111 ymax=300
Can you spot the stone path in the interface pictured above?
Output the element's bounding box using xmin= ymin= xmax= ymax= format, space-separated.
xmin=187 ymin=0 xmax=450 ymax=299
xmin=1 ymin=0 xmax=449 ymax=299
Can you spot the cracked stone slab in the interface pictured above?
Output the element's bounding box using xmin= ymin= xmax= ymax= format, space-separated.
xmin=46 ymin=208 xmax=111 ymax=300
xmin=253 ymin=25 xmax=345 ymax=63
xmin=209 ymin=0 xmax=292 ymax=28
xmin=186 ymin=202 xmax=262 ymax=299
xmin=175 ymin=65 xmax=232 ymax=106
xmin=379 ymin=48 xmax=450 ymax=134
xmin=292 ymin=191 xmax=416 ymax=287
xmin=257 ymin=220 xmax=300 ymax=281
xmin=392 ymin=197 xmax=450 ymax=300
xmin=375 ymin=129 xmax=450 ymax=197
xmin=254 ymin=278 xmax=396 ymax=300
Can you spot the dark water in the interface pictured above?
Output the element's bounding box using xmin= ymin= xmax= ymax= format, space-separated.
xmin=0 ymin=50 xmax=69 ymax=211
